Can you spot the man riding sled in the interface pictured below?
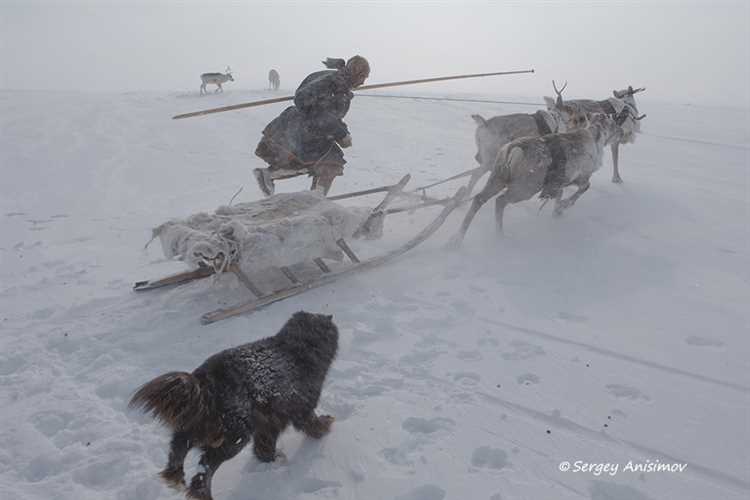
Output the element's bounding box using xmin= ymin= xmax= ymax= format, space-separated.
xmin=253 ymin=55 xmax=371 ymax=196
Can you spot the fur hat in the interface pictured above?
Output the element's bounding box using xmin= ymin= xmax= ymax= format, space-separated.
xmin=345 ymin=55 xmax=370 ymax=87
xmin=322 ymin=58 xmax=346 ymax=70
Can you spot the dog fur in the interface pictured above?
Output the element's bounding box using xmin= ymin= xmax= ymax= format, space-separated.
xmin=129 ymin=311 xmax=339 ymax=500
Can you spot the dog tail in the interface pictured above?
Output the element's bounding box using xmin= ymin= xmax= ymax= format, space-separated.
xmin=129 ymin=372 xmax=209 ymax=431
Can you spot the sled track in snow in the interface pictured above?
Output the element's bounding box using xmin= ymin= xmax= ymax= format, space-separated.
xmin=380 ymin=347 xmax=750 ymax=495
xmin=478 ymin=316 xmax=750 ymax=395
xmin=476 ymin=390 xmax=750 ymax=494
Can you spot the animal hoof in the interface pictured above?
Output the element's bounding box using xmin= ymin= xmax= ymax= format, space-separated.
xmin=445 ymin=235 xmax=463 ymax=250
xmin=554 ymin=199 xmax=573 ymax=215
xmin=612 ymin=176 xmax=623 ymax=184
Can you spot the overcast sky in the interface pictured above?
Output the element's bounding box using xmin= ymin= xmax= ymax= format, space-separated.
xmin=1 ymin=1 xmax=748 ymax=107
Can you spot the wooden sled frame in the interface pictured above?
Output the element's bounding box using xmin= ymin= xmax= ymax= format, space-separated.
xmin=134 ymin=174 xmax=466 ymax=324
xmin=133 ymin=174 xmax=412 ymax=292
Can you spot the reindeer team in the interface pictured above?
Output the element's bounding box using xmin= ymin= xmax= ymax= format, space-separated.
xmin=195 ymin=65 xmax=644 ymax=245
xmin=450 ymin=81 xmax=645 ymax=245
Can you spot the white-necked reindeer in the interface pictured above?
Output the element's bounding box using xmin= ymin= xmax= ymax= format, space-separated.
xmin=200 ymin=67 xmax=234 ymax=95
xmin=449 ymin=113 xmax=623 ymax=247
xmin=545 ymin=85 xmax=646 ymax=183
xmin=468 ymin=81 xmax=588 ymax=195
xmin=268 ymin=69 xmax=280 ymax=91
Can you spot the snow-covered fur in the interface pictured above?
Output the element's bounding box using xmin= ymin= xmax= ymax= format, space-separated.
xmin=153 ymin=191 xmax=372 ymax=275
xmin=544 ymin=86 xmax=645 ymax=183
xmin=129 ymin=311 xmax=339 ymax=500
xmin=451 ymin=114 xmax=621 ymax=245
xmin=471 ymin=107 xmax=584 ymax=171
xmin=551 ymin=94 xmax=640 ymax=144
xmin=468 ymin=101 xmax=587 ymax=195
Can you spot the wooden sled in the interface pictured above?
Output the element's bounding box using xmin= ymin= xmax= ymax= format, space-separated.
xmin=200 ymin=187 xmax=465 ymax=324
xmin=134 ymin=174 xmax=465 ymax=324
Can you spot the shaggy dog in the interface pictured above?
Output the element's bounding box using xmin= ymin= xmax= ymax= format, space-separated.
xmin=129 ymin=311 xmax=339 ymax=500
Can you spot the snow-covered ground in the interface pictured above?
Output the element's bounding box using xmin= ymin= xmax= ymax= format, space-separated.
xmin=1 ymin=88 xmax=748 ymax=500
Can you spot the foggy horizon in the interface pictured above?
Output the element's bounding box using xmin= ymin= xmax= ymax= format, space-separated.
xmin=1 ymin=1 xmax=749 ymax=107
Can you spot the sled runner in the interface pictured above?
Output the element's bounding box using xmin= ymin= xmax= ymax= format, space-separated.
xmin=134 ymin=175 xmax=465 ymax=324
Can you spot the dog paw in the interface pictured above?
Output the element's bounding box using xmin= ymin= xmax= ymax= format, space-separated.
xmin=255 ymin=450 xmax=287 ymax=464
xmin=304 ymin=414 xmax=335 ymax=438
xmin=186 ymin=474 xmax=212 ymax=500
xmin=253 ymin=447 xmax=280 ymax=463
xmin=186 ymin=487 xmax=213 ymax=500
xmin=159 ymin=468 xmax=186 ymax=491
xmin=319 ymin=414 xmax=335 ymax=432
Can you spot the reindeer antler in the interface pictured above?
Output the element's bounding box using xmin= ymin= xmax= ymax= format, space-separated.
xmin=614 ymin=106 xmax=646 ymax=125
xmin=626 ymin=86 xmax=645 ymax=96
xmin=552 ymin=80 xmax=568 ymax=107
xmin=552 ymin=80 xmax=568 ymax=96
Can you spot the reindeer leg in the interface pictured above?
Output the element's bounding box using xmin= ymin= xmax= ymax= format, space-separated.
xmin=554 ymin=180 xmax=590 ymax=215
xmin=465 ymin=168 xmax=484 ymax=198
xmin=494 ymin=193 xmax=509 ymax=233
xmin=611 ymin=142 xmax=623 ymax=183
xmin=447 ymin=169 xmax=506 ymax=248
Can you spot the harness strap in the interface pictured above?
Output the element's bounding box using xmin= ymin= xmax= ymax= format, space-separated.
xmin=615 ymin=107 xmax=630 ymax=126
xmin=533 ymin=110 xmax=552 ymax=135
xmin=539 ymin=135 xmax=568 ymax=199
xmin=598 ymin=99 xmax=616 ymax=116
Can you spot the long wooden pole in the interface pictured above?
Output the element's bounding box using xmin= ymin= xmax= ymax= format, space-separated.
xmin=356 ymin=93 xmax=543 ymax=107
xmin=172 ymin=68 xmax=534 ymax=120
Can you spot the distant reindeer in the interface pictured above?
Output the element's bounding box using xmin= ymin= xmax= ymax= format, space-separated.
xmin=545 ymin=85 xmax=646 ymax=183
xmin=268 ymin=69 xmax=280 ymax=91
xmin=469 ymin=81 xmax=588 ymax=194
xmin=200 ymin=67 xmax=234 ymax=95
